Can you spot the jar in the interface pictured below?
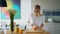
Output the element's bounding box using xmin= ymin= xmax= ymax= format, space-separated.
xmin=16 ymin=25 xmax=19 ymax=33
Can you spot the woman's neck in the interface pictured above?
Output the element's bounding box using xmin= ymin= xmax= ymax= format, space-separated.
xmin=34 ymin=12 xmax=40 ymax=16
xmin=34 ymin=12 xmax=43 ymax=16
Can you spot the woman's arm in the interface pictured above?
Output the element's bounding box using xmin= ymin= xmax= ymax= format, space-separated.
xmin=39 ymin=16 xmax=45 ymax=29
xmin=41 ymin=16 xmax=45 ymax=29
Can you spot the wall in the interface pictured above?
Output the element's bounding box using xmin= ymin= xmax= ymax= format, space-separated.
xmin=31 ymin=0 xmax=60 ymax=14
xmin=31 ymin=0 xmax=60 ymax=10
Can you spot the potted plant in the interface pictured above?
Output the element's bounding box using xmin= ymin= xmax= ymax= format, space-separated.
xmin=8 ymin=9 xmax=16 ymax=32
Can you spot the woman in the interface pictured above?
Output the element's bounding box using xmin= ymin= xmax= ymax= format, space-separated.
xmin=28 ymin=5 xmax=45 ymax=30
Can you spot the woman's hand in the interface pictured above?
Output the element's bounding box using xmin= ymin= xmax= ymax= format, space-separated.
xmin=41 ymin=24 xmax=44 ymax=27
xmin=27 ymin=20 xmax=30 ymax=23
xmin=31 ymin=24 xmax=39 ymax=30
xmin=39 ymin=24 xmax=44 ymax=30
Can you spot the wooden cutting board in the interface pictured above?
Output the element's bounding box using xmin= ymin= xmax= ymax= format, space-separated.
xmin=23 ymin=30 xmax=50 ymax=34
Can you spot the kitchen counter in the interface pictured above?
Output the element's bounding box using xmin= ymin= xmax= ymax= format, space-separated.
xmin=0 ymin=29 xmax=50 ymax=34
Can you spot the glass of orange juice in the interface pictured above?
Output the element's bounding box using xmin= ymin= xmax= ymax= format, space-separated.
xmin=19 ymin=29 xmax=25 ymax=34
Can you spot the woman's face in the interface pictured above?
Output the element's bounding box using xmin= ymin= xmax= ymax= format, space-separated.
xmin=35 ymin=7 xmax=40 ymax=13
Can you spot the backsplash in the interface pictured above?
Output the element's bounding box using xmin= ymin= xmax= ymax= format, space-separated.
xmin=43 ymin=9 xmax=60 ymax=16
xmin=43 ymin=9 xmax=60 ymax=23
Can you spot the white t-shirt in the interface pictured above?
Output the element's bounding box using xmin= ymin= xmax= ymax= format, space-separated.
xmin=29 ymin=15 xmax=45 ymax=27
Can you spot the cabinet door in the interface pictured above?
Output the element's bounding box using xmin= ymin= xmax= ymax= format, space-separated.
xmin=55 ymin=23 xmax=60 ymax=34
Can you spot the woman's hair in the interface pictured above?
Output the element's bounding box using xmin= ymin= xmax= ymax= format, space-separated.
xmin=34 ymin=5 xmax=41 ymax=13
xmin=35 ymin=5 xmax=41 ymax=9
xmin=34 ymin=5 xmax=43 ymax=16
